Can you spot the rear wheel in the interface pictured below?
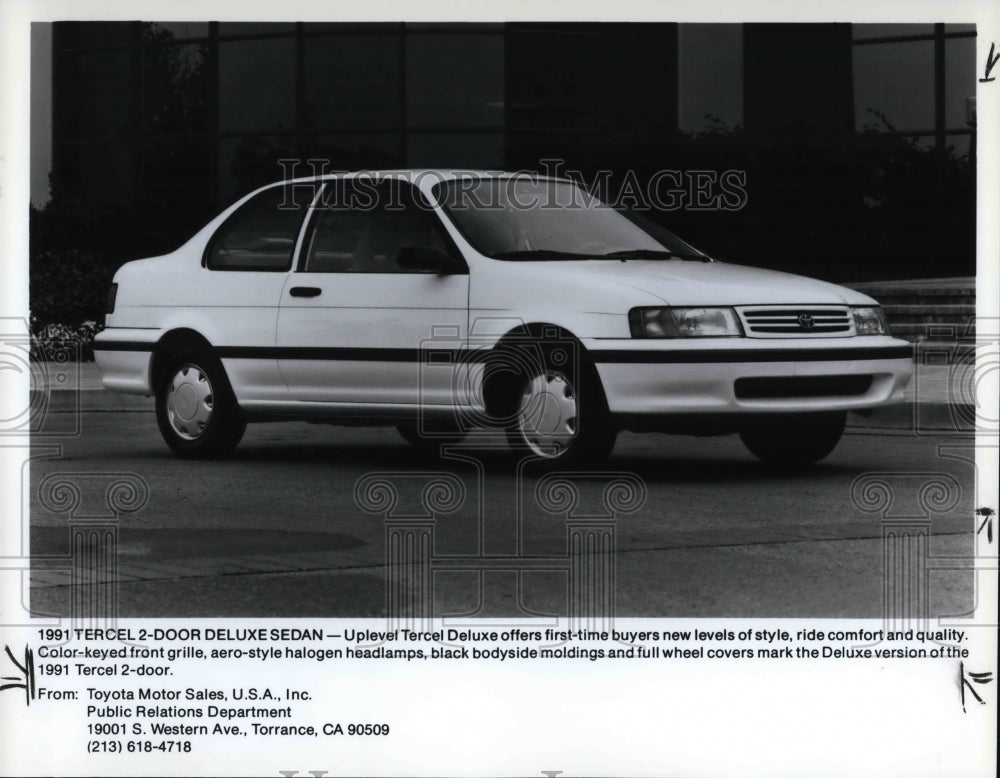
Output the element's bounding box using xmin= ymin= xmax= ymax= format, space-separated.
xmin=739 ymin=411 xmax=846 ymax=467
xmin=155 ymin=350 xmax=245 ymax=458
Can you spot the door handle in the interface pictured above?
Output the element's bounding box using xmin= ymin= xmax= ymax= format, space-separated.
xmin=289 ymin=286 xmax=322 ymax=298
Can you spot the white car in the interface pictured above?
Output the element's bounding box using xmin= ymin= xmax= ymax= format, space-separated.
xmin=94 ymin=170 xmax=913 ymax=467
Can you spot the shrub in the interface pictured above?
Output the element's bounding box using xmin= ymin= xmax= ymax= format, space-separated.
xmin=29 ymin=248 xmax=116 ymax=332
xmin=30 ymin=319 xmax=104 ymax=363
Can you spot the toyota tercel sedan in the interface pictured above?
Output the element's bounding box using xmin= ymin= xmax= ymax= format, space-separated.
xmin=94 ymin=170 xmax=913 ymax=468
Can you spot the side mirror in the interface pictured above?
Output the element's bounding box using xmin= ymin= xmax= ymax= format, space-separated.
xmin=397 ymin=245 xmax=465 ymax=275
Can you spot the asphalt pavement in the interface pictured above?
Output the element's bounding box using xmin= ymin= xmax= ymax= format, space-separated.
xmin=31 ymin=358 xmax=977 ymax=430
xmin=26 ymin=394 xmax=980 ymax=619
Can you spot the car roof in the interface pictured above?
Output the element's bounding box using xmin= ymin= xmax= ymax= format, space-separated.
xmin=281 ymin=169 xmax=577 ymax=186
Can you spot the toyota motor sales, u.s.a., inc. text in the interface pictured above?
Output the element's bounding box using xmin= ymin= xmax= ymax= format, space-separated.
xmin=81 ymin=684 xmax=390 ymax=755
xmin=81 ymin=686 xmax=389 ymax=755
xmin=15 ymin=620 xmax=975 ymax=757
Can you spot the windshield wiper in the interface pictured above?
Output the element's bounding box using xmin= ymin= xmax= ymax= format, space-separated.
xmin=492 ymin=248 xmax=714 ymax=262
xmin=602 ymin=249 xmax=712 ymax=262
xmin=601 ymin=249 xmax=675 ymax=259
xmin=492 ymin=250 xmax=593 ymax=260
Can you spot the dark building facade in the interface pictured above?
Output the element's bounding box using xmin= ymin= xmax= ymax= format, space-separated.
xmin=41 ymin=21 xmax=976 ymax=285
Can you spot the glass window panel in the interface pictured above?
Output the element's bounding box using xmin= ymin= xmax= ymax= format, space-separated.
xmin=506 ymin=25 xmax=675 ymax=133
xmin=60 ymin=49 xmax=132 ymax=140
xmin=406 ymin=132 xmax=504 ymax=169
xmin=406 ymin=23 xmax=505 ymax=33
xmin=218 ymin=22 xmax=296 ymax=37
xmin=406 ymin=34 xmax=504 ymax=128
xmin=141 ymin=22 xmax=210 ymax=43
xmin=678 ymin=23 xmax=743 ymax=133
xmin=945 ymin=134 xmax=971 ymax=157
xmin=136 ymin=141 xmax=216 ymax=248
xmin=306 ymin=181 xmax=453 ymax=273
xmin=945 ymin=24 xmax=976 ymax=34
xmin=945 ymin=37 xmax=976 ymax=130
xmin=852 ymin=24 xmax=934 ymax=40
xmin=853 ymin=40 xmax=934 ymax=132
xmin=57 ymin=142 xmax=133 ymax=205
xmin=139 ymin=141 xmax=214 ymax=209
xmin=302 ymin=134 xmax=403 ymax=171
xmin=302 ymin=35 xmax=402 ymax=131
xmin=142 ymin=43 xmax=209 ymax=133
xmin=218 ymin=135 xmax=297 ymax=204
xmin=58 ymin=22 xmax=134 ymax=49
xmin=208 ymin=185 xmax=306 ymax=271
xmin=303 ymin=23 xmax=398 ymax=34
xmin=219 ymin=39 xmax=296 ymax=133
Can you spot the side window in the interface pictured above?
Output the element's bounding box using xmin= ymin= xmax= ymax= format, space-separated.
xmin=206 ymin=185 xmax=308 ymax=271
xmin=303 ymin=180 xmax=460 ymax=273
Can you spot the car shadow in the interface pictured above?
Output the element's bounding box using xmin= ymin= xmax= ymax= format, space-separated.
xmin=605 ymin=454 xmax=863 ymax=484
xmin=216 ymin=438 xmax=863 ymax=486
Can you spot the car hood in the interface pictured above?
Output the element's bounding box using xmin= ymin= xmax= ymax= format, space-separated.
xmin=511 ymin=259 xmax=877 ymax=307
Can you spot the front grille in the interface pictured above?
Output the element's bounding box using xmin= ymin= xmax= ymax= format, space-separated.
xmin=738 ymin=306 xmax=852 ymax=337
xmin=734 ymin=375 xmax=873 ymax=399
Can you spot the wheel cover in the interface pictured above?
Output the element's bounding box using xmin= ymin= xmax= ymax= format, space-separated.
xmin=516 ymin=371 xmax=578 ymax=458
xmin=165 ymin=364 xmax=214 ymax=441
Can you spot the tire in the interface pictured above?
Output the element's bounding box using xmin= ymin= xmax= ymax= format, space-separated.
xmin=396 ymin=419 xmax=467 ymax=454
xmin=739 ymin=411 xmax=846 ymax=467
xmin=155 ymin=349 xmax=246 ymax=458
xmin=504 ymin=345 xmax=616 ymax=471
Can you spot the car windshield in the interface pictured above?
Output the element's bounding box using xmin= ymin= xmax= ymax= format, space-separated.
xmin=434 ymin=177 xmax=710 ymax=261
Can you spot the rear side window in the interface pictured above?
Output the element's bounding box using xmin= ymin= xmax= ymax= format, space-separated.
xmin=206 ymin=185 xmax=309 ymax=271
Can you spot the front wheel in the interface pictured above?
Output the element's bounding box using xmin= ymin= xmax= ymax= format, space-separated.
xmin=155 ymin=350 xmax=245 ymax=458
xmin=738 ymin=411 xmax=846 ymax=467
xmin=506 ymin=359 xmax=616 ymax=471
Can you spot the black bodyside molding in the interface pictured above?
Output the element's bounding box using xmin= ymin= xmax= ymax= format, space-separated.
xmin=589 ymin=345 xmax=913 ymax=364
xmin=93 ymin=341 xmax=913 ymax=364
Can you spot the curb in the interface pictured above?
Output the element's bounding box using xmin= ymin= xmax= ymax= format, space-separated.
xmin=846 ymin=403 xmax=976 ymax=432
xmin=34 ymin=390 xmax=153 ymax=413
xmin=33 ymin=390 xmax=976 ymax=432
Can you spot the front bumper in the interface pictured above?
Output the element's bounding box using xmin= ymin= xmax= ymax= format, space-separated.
xmin=586 ymin=337 xmax=913 ymax=415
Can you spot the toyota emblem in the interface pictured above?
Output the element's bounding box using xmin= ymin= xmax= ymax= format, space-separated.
xmin=797 ymin=313 xmax=815 ymax=329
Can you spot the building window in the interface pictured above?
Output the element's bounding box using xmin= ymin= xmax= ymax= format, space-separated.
xmin=59 ymin=48 xmax=133 ymax=141
xmin=404 ymin=28 xmax=505 ymax=168
xmin=142 ymin=42 xmax=209 ymax=134
xmin=302 ymin=33 xmax=402 ymax=132
xmin=677 ymin=24 xmax=743 ymax=134
xmin=218 ymin=38 xmax=296 ymax=134
xmin=852 ymin=23 xmax=976 ymax=156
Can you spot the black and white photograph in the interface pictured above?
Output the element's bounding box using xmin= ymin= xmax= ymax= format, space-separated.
xmin=2 ymin=1 xmax=997 ymax=776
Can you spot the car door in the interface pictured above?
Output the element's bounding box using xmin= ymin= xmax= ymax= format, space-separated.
xmin=276 ymin=177 xmax=470 ymax=407
xmin=201 ymin=182 xmax=313 ymax=404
